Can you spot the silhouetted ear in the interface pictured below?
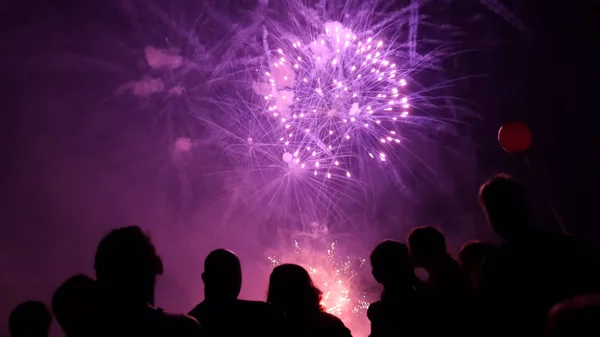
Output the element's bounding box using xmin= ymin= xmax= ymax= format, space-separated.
xmin=201 ymin=272 xmax=206 ymax=284
xmin=155 ymin=255 xmax=164 ymax=275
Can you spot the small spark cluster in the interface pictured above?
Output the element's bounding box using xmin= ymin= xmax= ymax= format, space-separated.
xmin=268 ymin=240 xmax=370 ymax=321
xmin=256 ymin=21 xmax=411 ymax=180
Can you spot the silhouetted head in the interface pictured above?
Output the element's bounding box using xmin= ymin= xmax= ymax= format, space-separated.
xmin=458 ymin=240 xmax=496 ymax=287
xmin=267 ymin=264 xmax=323 ymax=314
xmin=370 ymin=240 xmax=414 ymax=288
xmin=9 ymin=301 xmax=52 ymax=337
xmin=408 ymin=226 xmax=448 ymax=268
xmin=201 ymin=249 xmax=242 ymax=301
xmin=94 ymin=226 xmax=163 ymax=305
xmin=479 ymin=174 xmax=532 ymax=239
xmin=547 ymin=294 xmax=600 ymax=337
xmin=52 ymin=274 xmax=105 ymax=337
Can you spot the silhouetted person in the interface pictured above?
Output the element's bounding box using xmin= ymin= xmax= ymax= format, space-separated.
xmin=408 ymin=226 xmax=472 ymax=336
xmin=478 ymin=174 xmax=600 ymax=337
xmin=94 ymin=226 xmax=201 ymax=337
xmin=546 ymin=294 xmax=600 ymax=337
xmin=458 ymin=240 xmax=496 ymax=288
xmin=408 ymin=226 xmax=470 ymax=292
xmin=368 ymin=240 xmax=429 ymax=337
xmin=188 ymin=249 xmax=277 ymax=337
xmin=267 ymin=264 xmax=352 ymax=337
xmin=52 ymin=274 xmax=107 ymax=337
xmin=8 ymin=301 xmax=52 ymax=337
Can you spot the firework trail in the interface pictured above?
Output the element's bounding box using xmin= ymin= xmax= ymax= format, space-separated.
xmin=479 ymin=0 xmax=529 ymax=33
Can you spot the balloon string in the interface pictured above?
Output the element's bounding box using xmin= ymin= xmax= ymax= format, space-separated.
xmin=524 ymin=155 xmax=569 ymax=235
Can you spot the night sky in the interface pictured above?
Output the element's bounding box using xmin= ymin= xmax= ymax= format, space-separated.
xmin=1 ymin=1 xmax=599 ymax=336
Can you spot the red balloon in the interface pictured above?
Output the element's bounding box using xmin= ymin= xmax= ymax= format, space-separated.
xmin=498 ymin=122 xmax=532 ymax=153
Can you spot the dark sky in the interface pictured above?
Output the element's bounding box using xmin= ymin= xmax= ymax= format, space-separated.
xmin=467 ymin=0 xmax=599 ymax=240
xmin=1 ymin=0 xmax=599 ymax=336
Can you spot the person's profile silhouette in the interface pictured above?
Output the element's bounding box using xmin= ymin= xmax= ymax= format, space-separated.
xmin=478 ymin=174 xmax=600 ymax=337
xmin=95 ymin=226 xmax=200 ymax=337
xmin=368 ymin=240 xmax=428 ymax=337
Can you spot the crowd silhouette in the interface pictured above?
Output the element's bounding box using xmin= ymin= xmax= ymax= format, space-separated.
xmin=8 ymin=174 xmax=600 ymax=337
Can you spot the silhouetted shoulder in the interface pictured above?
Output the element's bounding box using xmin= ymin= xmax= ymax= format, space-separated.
xmin=509 ymin=230 xmax=600 ymax=270
xmin=237 ymin=299 xmax=282 ymax=332
xmin=546 ymin=232 xmax=599 ymax=258
xmin=532 ymin=230 xmax=576 ymax=249
xmin=479 ymin=243 xmax=512 ymax=289
xmin=187 ymin=301 xmax=206 ymax=320
xmin=160 ymin=312 xmax=202 ymax=337
xmin=237 ymin=299 xmax=273 ymax=310
xmin=320 ymin=312 xmax=352 ymax=337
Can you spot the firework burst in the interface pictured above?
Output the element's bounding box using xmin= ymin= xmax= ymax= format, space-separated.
xmin=210 ymin=2 xmax=429 ymax=224
xmin=95 ymin=0 xmax=526 ymax=226
xmin=255 ymin=20 xmax=412 ymax=184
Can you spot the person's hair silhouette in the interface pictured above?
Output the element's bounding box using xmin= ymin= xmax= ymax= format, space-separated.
xmin=479 ymin=174 xmax=532 ymax=239
xmin=370 ymin=240 xmax=414 ymax=289
xmin=9 ymin=301 xmax=52 ymax=337
xmin=94 ymin=226 xmax=163 ymax=306
xmin=52 ymin=274 xmax=105 ymax=337
xmin=202 ymin=249 xmax=242 ymax=301
xmin=267 ymin=264 xmax=351 ymax=337
xmin=94 ymin=226 xmax=200 ymax=337
xmin=267 ymin=264 xmax=323 ymax=313
xmin=407 ymin=226 xmax=448 ymax=268
xmin=458 ymin=241 xmax=496 ymax=288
